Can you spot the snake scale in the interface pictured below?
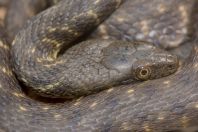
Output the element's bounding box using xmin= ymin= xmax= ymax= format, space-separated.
xmin=0 ymin=0 xmax=198 ymax=131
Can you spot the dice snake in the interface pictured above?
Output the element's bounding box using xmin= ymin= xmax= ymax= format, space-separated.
xmin=0 ymin=0 xmax=198 ymax=131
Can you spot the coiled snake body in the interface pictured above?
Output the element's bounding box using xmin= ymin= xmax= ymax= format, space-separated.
xmin=0 ymin=0 xmax=198 ymax=131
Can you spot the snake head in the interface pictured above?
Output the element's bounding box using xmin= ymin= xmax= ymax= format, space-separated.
xmin=102 ymin=41 xmax=179 ymax=82
xmin=131 ymin=43 xmax=179 ymax=81
xmin=132 ymin=54 xmax=179 ymax=80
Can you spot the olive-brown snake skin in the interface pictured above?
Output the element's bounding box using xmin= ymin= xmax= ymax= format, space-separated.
xmin=5 ymin=0 xmax=49 ymax=42
xmin=1 ymin=0 xmax=198 ymax=131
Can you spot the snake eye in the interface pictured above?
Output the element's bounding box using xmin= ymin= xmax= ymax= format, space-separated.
xmin=135 ymin=66 xmax=151 ymax=80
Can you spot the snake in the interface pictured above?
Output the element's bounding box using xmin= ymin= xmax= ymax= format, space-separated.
xmin=5 ymin=0 xmax=49 ymax=42
xmin=0 ymin=0 xmax=198 ymax=131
